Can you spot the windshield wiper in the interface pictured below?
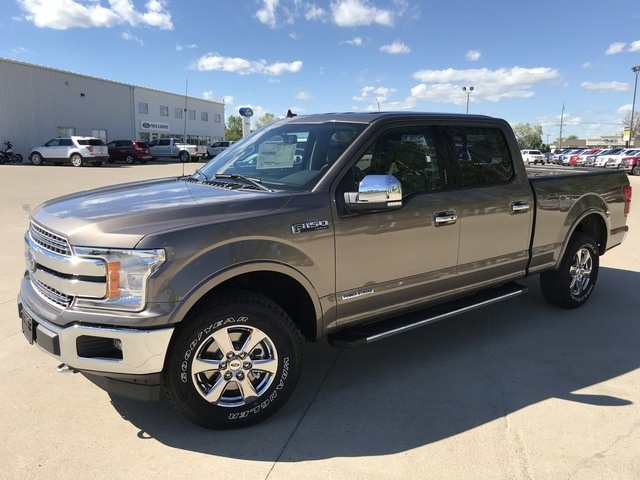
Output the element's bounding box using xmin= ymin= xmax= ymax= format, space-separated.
xmin=214 ymin=173 xmax=273 ymax=192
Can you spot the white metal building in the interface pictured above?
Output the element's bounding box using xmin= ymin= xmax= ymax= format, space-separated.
xmin=0 ymin=58 xmax=225 ymax=159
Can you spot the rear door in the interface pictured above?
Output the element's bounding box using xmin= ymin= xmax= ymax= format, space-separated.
xmin=444 ymin=124 xmax=534 ymax=293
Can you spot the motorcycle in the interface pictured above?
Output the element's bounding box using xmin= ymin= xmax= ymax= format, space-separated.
xmin=0 ymin=141 xmax=23 ymax=164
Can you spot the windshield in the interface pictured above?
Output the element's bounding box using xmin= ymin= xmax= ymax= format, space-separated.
xmin=197 ymin=120 xmax=366 ymax=191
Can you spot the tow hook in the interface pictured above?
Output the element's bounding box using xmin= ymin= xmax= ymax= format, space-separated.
xmin=56 ymin=364 xmax=78 ymax=374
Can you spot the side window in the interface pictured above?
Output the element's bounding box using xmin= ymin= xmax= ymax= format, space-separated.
xmin=159 ymin=139 xmax=170 ymax=146
xmin=446 ymin=126 xmax=513 ymax=187
xmin=59 ymin=139 xmax=73 ymax=146
xmin=45 ymin=139 xmax=60 ymax=147
xmin=107 ymin=141 xmax=116 ymax=148
xmin=350 ymin=127 xmax=447 ymax=197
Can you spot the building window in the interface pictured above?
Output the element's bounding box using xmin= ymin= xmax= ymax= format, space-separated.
xmin=160 ymin=105 xmax=169 ymax=117
xmin=57 ymin=127 xmax=75 ymax=137
xmin=188 ymin=110 xmax=196 ymax=120
xmin=138 ymin=102 xmax=148 ymax=114
xmin=91 ymin=129 xmax=107 ymax=141
xmin=214 ymin=114 xmax=222 ymax=123
xmin=201 ymin=112 xmax=208 ymax=122
xmin=175 ymin=107 xmax=183 ymax=118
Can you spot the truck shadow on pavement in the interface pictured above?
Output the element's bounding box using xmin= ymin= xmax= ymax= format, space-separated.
xmin=109 ymin=267 xmax=639 ymax=461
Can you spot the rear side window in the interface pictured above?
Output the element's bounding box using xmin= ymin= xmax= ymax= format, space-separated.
xmin=87 ymin=139 xmax=105 ymax=146
xmin=445 ymin=126 xmax=514 ymax=187
xmin=59 ymin=139 xmax=73 ymax=146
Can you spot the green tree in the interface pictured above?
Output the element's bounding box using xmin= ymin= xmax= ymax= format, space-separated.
xmin=253 ymin=112 xmax=276 ymax=130
xmin=622 ymin=114 xmax=640 ymax=137
xmin=513 ymin=123 xmax=543 ymax=150
xmin=225 ymin=115 xmax=243 ymax=141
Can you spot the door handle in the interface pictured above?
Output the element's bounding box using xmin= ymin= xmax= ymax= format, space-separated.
xmin=434 ymin=212 xmax=458 ymax=225
xmin=511 ymin=201 xmax=531 ymax=214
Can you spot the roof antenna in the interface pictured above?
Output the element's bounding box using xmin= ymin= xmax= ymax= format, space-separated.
xmin=286 ymin=109 xmax=297 ymax=118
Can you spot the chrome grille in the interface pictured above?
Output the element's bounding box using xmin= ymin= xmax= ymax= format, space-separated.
xmin=32 ymin=277 xmax=73 ymax=308
xmin=30 ymin=222 xmax=71 ymax=256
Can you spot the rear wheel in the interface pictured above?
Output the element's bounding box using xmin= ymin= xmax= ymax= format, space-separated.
xmin=633 ymin=165 xmax=640 ymax=176
xmin=163 ymin=291 xmax=303 ymax=429
xmin=13 ymin=154 xmax=23 ymax=163
xmin=540 ymin=233 xmax=599 ymax=309
xmin=70 ymin=153 xmax=83 ymax=167
xmin=30 ymin=153 xmax=43 ymax=165
xmin=179 ymin=151 xmax=190 ymax=163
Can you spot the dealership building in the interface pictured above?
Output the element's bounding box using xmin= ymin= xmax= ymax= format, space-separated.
xmin=0 ymin=58 xmax=225 ymax=159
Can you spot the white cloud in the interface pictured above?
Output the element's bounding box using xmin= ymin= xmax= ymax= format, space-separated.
xmin=191 ymin=54 xmax=303 ymax=76
xmin=581 ymin=81 xmax=630 ymax=92
xmin=466 ymin=50 xmax=481 ymax=61
xmin=342 ymin=36 xmax=363 ymax=46
xmin=256 ymin=0 xmax=278 ymax=27
xmin=630 ymin=40 xmax=640 ymax=52
xmin=289 ymin=32 xmax=298 ymax=40
xmin=295 ymin=90 xmax=313 ymax=100
xmin=410 ymin=66 xmax=559 ymax=104
xmin=176 ymin=43 xmax=197 ymax=51
xmin=18 ymin=0 xmax=173 ymax=30
xmin=122 ymin=31 xmax=143 ymax=46
xmin=617 ymin=104 xmax=632 ymax=114
xmin=331 ymin=0 xmax=393 ymax=27
xmin=353 ymin=85 xmax=397 ymax=103
xmin=305 ymin=4 xmax=326 ymax=20
xmin=605 ymin=42 xmax=626 ymax=55
xmin=380 ymin=40 xmax=410 ymax=54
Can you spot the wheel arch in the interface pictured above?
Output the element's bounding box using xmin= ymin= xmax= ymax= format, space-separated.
xmin=169 ymin=263 xmax=323 ymax=342
xmin=557 ymin=210 xmax=608 ymax=267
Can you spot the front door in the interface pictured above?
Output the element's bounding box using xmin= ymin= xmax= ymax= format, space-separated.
xmin=333 ymin=125 xmax=460 ymax=326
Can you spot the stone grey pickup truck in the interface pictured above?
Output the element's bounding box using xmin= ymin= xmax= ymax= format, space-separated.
xmin=18 ymin=112 xmax=632 ymax=429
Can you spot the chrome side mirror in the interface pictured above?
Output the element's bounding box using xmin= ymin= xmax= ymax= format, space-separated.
xmin=344 ymin=174 xmax=403 ymax=212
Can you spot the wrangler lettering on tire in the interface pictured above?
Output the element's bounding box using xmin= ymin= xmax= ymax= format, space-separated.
xmin=163 ymin=290 xmax=303 ymax=429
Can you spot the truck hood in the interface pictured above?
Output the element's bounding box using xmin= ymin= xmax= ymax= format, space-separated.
xmin=31 ymin=177 xmax=292 ymax=249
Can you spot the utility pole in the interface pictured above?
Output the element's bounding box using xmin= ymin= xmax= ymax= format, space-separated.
xmin=558 ymin=103 xmax=565 ymax=149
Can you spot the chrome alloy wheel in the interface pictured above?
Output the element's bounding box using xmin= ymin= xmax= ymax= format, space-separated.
xmin=191 ymin=326 xmax=278 ymax=407
xmin=569 ymin=247 xmax=592 ymax=296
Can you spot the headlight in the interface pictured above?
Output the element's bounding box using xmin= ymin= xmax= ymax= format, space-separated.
xmin=73 ymin=247 xmax=165 ymax=312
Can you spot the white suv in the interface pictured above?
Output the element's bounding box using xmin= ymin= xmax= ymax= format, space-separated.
xmin=29 ymin=136 xmax=109 ymax=167
xmin=521 ymin=149 xmax=545 ymax=165
xmin=206 ymin=140 xmax=235 ymax=159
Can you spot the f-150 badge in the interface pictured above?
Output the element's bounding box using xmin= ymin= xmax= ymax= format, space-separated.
xmin=291 ymin=220 xmax=329 ymax=234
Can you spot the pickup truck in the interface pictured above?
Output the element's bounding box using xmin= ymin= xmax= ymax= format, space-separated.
xmin=147 ymin=138 xmax=204 ymax=162
xmin=18 ymin=112 xmax=632 ymax=429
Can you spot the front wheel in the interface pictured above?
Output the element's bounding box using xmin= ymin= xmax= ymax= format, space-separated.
xmin=70 ymin=153 xmax=83 ymax=167
xmin=125 ymin=154 xmax=135 ymax=164
xmin=30 ymin=152 xmax=43 ymax=165
xmin=633 ymin=165 xmax=640 ymax=176
xmin=163 ymin=291 xmax=303 ymax=429
xmin=540 ymin=233 xmax=599 ymax=309
xmin=13 ymin=154 xmax=23 ymax=163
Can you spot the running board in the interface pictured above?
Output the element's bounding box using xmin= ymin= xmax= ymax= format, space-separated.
xmin=328 ymin=282 xmax=528 ymax=348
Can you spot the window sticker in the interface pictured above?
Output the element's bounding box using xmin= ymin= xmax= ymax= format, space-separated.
xmin=256 ymin=142 xmax=297 ymax=169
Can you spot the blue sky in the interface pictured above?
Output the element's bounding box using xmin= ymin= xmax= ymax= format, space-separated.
xmin=2 ymin=0 xmax=640 ymax=142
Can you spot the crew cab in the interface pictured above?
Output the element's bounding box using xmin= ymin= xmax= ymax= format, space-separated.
xmin=18 ymin=113 xmax=631 ymax=430
xmin=147 ymin=138 xmax=204 ymax=162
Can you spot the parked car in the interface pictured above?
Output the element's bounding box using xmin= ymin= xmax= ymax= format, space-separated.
xmin=521 ymin=149 xmax=545 ymax=165
xmin=572 ymin=148 xmax=600 ymax=166
xmin=107 ymin=140 xmax=152 ymax=164
xmin=586 ymin=148 xmax=622 ymax=167
xmin=559 ymin=149 xmax=585 ymax=165
xmin=147 ymin=138 xmax=205 ymax=162
xmin=206 ymin=140 xmax=235 ymax=159
xmin=552 ymin=148 xmax=572 ymax=164
xmin=604 ymin=149 xmax=640 ymax=169
xmin=620 ymin=155 xmax=640 ymax=175
xmin=29 ymin=136 xmax=109 ymax=167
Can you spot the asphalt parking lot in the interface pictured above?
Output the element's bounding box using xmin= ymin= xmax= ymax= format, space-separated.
xmin=1 ymin=162 xmax=639 ymax=480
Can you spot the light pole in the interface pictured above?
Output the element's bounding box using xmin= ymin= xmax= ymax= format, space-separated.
xmin=628 ymin=66 xmax=640 ymax=147
xmin=462 ymin=86 xmax=474 ymax=114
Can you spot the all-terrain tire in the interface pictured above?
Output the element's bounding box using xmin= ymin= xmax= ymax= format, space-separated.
xmin=540 ymin=233 xmax=599 ymax=309
xmin=163 ymin=290 xmax=303 ymax=429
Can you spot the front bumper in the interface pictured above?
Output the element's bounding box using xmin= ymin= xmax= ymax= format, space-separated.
xmin=18 ymin=291 xmax=174 ymax=376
